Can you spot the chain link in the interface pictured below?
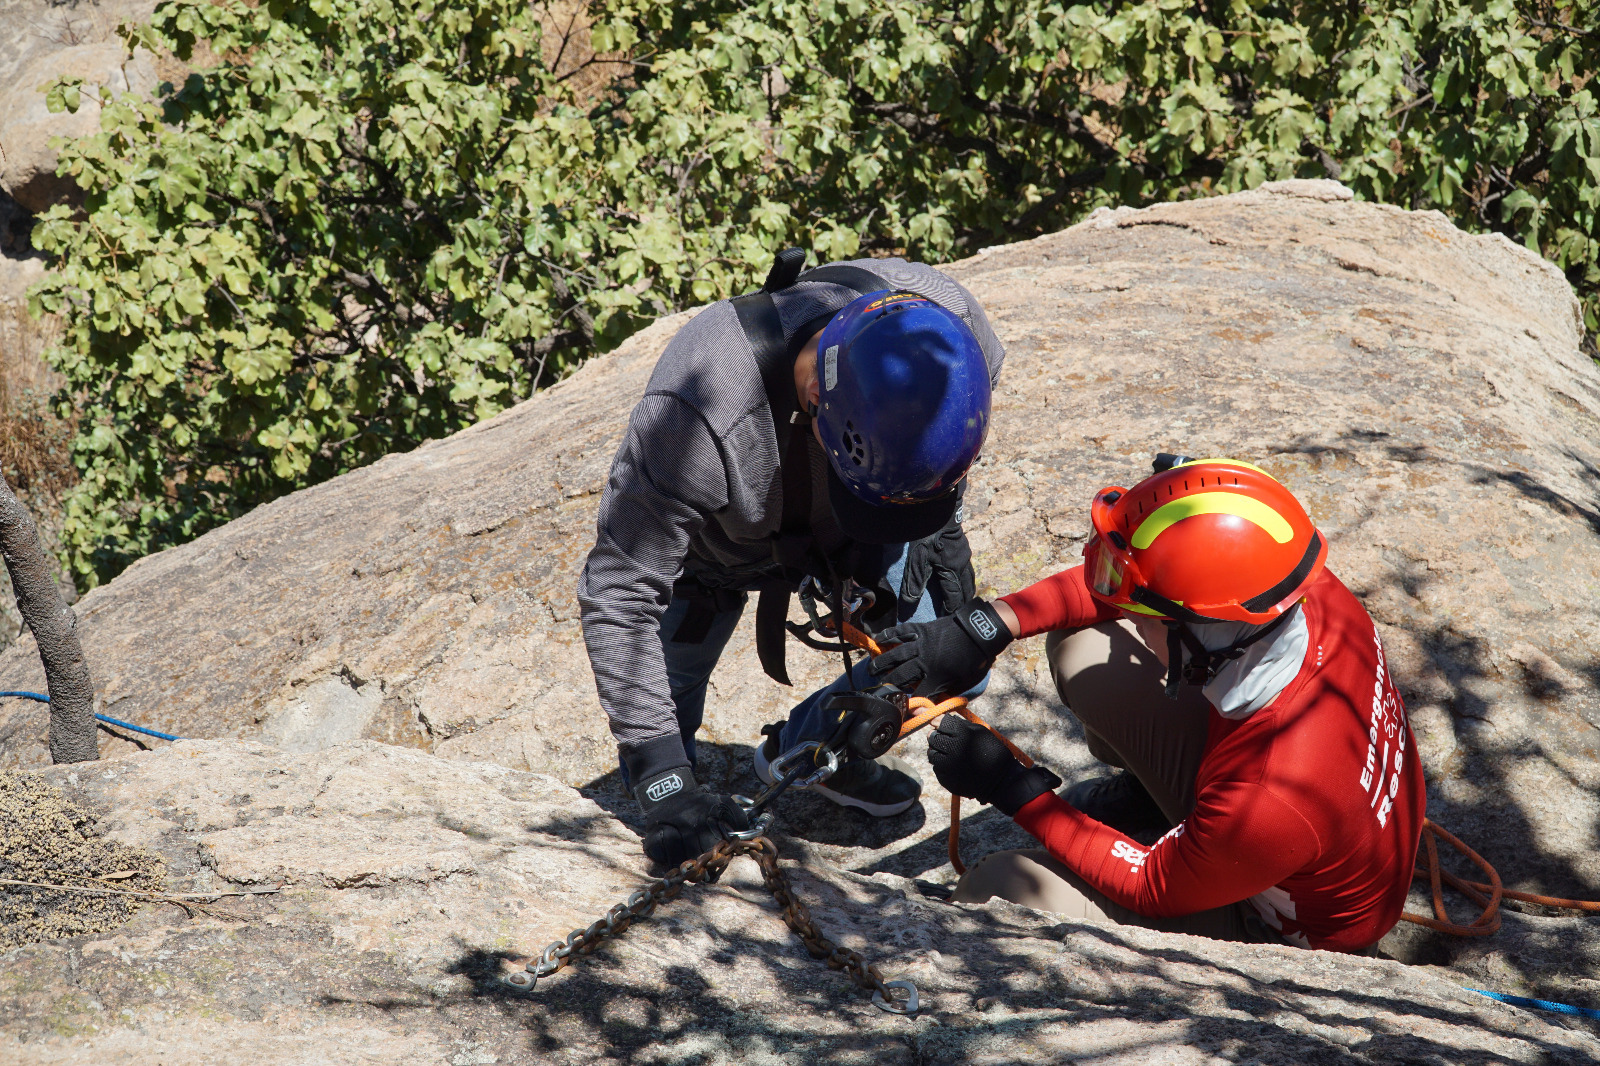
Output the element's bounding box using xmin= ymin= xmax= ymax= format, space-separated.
xmin=503 ymin=836 xmax=915 ymax=1013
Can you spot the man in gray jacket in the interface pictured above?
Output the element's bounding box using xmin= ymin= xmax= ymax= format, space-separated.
xmin=579 ymin=252 xmax=1005 ymax=867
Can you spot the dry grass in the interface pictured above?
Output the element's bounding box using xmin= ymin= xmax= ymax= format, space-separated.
xmin=0 ymin=303 xmax=73 ymax=501
xmin=0 ymin=770 xmax=166 ymax=949
xmin=536 ymin=0 xmax=626 ymax=107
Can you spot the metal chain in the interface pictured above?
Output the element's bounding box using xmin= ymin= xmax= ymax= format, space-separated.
xmin=503 ymin=836 xmax=916 ymax=1014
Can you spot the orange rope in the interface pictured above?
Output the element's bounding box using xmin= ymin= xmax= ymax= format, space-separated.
xmin=1396 ymin=819 xmax=1600 ymax=935
xmin=839 ymin=618 xmax=1025 ymax=873
xmin=1401 ymin=820 xmax=1503 ymax=936
xmin=836 ymin=611 xmax=1600 ymax=923
xmin=893 ymin=696 xmax=1032 ymax=875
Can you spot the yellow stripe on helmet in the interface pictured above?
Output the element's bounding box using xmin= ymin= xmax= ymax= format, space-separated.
xmin=1132 ymin=491 xmax=1294 ymax=549
xmin=1174 ymin=457 xmax=1278 ymax=480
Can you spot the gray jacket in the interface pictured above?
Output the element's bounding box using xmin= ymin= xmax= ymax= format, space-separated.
xmin=578 ymin=259 xmax=1005 ymax=781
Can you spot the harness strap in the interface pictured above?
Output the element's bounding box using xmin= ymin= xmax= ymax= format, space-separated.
xmin=735 ymin=251 xmax=890 ymax=686
xmin=667 ymin=579 xmax=745 ymax=646
xmin=755 ymin=581 xmax=795 ymax=686
xmin=1162 ymin=605 xmax=1300 ymax=699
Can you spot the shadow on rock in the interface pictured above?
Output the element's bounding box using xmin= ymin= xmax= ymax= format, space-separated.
xmin=433 ymin=914 xmax=1600 ymax=1065
xmin=579 ymin=740 xmax=932 ymax=854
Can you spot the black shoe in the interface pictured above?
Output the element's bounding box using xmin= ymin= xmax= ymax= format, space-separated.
xmin=810 ymin=754 xmax=921 ymax=817
xmin=1062 ymin=771 xmax=1173 ymax=837
xmin=753 ymin=720 xmax=920 ymax=816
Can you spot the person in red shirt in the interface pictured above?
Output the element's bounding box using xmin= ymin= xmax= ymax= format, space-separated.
xmin=869 ymin=456 xmax=1426 ymax=951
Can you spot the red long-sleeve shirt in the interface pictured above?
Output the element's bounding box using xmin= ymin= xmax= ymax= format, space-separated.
xmin=997 ymin=567 xmax=1425 ymax=951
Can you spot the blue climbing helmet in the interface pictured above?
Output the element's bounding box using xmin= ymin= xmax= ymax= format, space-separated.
xmin=815 ymin=290 xmax=991 ymax=544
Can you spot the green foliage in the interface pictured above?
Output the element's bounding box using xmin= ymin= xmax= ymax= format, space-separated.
xmin=597 ymin=0 xmax=1598 ymax=315
xmin=29 ymin=0 xmax=1600 ymax=584
xmin=32 ymin=0 xmax=772 ymax=582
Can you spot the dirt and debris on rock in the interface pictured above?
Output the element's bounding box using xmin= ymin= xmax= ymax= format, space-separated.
xmin=3 ymin=739 xmax=1598 ymax=1065
xmin=3 ymin=182 xmax=1600 ymax=1061
xmin=0 ymin=770 xmax=163 ymax=948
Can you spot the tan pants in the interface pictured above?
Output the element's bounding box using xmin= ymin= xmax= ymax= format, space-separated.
xmin=951 ymin=620 xmax=1264 ymax=942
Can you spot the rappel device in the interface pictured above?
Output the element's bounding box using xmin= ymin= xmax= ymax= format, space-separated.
xmin=729 ymin=574 xmax=912 ymax=833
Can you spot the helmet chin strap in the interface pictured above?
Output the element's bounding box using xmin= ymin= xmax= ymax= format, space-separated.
xmin=1161 ymin=609 xmax=1299 ymax=700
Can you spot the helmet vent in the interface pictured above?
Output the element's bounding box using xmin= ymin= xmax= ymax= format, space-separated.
xmin=841 ymin=421 xmax=867 ymax=466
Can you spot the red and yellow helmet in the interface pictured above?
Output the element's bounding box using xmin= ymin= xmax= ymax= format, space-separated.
xmin=1082 ymin=458 xmax=1326 ymax=625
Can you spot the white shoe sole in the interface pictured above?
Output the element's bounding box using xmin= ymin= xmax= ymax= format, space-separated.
xmin=809 ymin=779 xmax=918 ymax=817
xmin=754 ymin=737 xmax=781 ymax=787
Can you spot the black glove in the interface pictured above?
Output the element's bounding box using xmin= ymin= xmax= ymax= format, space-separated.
xmin=898 ymin=505 xmax=977 ymax=618
xmin=926 ymin=716 xmax=1061 ymax=817
xmin=870 ymin=598 xmax=1013 ymax=697
xmin=633 ymin=766 xmax=749 ymax=868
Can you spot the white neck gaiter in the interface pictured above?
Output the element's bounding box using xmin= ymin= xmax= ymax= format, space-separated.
xmin=1186 ymin=604 xmax=1310 ymax=720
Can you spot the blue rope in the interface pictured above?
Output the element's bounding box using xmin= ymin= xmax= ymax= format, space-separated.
xmin=0 ymin=690 xmax=184 ymax=742
xmin=1466 ymin=988 xmax=1600 ymax=1021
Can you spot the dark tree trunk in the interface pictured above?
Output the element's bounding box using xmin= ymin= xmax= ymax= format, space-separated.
xmin=0 ymin=470 xmax=96 ymax=763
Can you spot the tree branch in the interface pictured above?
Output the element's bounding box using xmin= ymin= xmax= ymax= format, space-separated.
xmin=0 ymin=470 xmax=96 ymax=763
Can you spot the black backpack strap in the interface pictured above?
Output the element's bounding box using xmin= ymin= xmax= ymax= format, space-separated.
xmin=762 ymin=247 xmax=808 ymax=293
xmin=753 ymin=424 xmax=816 ymax=685
xmin=730 ymin=291 xmax=797 ymax=441
xmin=733 ymin=249 xmax=890 ymax=686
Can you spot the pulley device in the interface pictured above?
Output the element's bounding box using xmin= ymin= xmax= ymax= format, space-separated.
xmin=731 ymin=575 xmax=912 ymax=826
